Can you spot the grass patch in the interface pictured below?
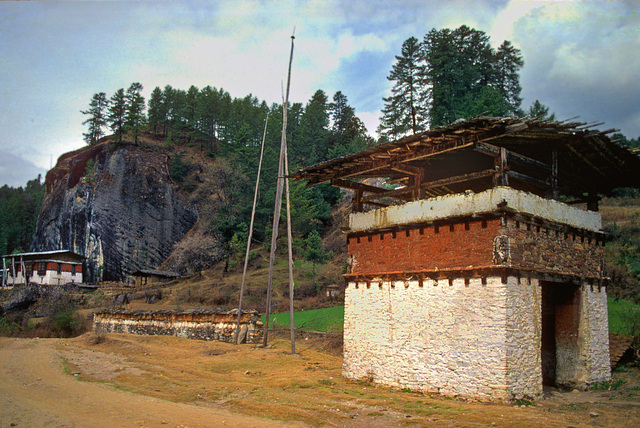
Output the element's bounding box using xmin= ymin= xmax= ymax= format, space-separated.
xmin=591 ymin=378 xmax=626 ymax=391
xmin=608 ymin=297 xmax=640 ymax=336
xmin=262 ymin=306 xmax=344 ymax=333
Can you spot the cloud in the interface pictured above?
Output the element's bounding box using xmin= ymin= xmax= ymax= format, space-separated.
xmin=513 ymin=1 xmax=640 ymax=136
xmin=0 ymin=150 xmax=47 ymax=188
xmin=2 ymin=0 xmax=639 ymax=172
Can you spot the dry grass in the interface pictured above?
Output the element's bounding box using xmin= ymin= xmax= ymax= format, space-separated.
xmin=61 ymin=332 xmax=640 ymax=427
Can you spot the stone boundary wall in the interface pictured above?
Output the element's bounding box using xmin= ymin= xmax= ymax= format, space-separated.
xmin=93 ymin=309 xmax=263 ymax=344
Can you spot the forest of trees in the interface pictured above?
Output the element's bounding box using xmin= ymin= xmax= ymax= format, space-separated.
xmin=378 ymin=26 xmax=524 ymax=140
xmin=80 ymin=81 xmax=374 ymax=266
xmin=0 ymin=177 xmax=44 ymax=256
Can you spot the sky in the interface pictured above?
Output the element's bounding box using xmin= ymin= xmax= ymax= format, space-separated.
xmin=1 ymin=0 xmax=639 ymax=187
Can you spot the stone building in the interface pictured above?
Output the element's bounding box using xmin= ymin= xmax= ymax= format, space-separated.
xmin=293 ymin=117 xmax=640 ymax=401
xmin=2 ymin=250 xmax=84 ymax=286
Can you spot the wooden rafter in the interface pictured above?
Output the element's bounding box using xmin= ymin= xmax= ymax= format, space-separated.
xmin=292 ymin=116 xmax=640 ymax=198
xmin=361 ymin=169 xmax=495 ymax=203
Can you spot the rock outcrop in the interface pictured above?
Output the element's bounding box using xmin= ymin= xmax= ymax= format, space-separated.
xmin=31 ymin=141 xmax=198 ymax=283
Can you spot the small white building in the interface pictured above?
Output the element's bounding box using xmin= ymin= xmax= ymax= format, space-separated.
xmin=2 ymin=250 xmax=84 ymax=286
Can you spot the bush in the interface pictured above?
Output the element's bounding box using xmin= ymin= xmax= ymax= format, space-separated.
xmin=53 ymin=309 xmax=81 ymax=337
xmin=170 ymin=154 xmax=190 ymax=182
xmin=0 ymin=317 xmax=20 ymax=336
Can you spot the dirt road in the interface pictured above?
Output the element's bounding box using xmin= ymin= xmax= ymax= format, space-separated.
xmin=2 ymin=334 xmax=640 ymax=427
xmin=0 ymin=337 xmax=296 ymax=427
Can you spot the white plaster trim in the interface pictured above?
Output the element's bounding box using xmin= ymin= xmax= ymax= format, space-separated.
xmin=349 ymin=187 xmax=602 ymax=232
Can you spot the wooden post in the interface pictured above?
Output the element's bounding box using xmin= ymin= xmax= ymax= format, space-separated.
xmin=413 ymin=167 xmax=425 ymax=200
xmin=551 ymin=147 xmax=559 ymax=200
xmin=234 ymin=113 xmax=269 ymax=345
xmin=20 ymin=256 xmax=26 ymax=285
xmin=264 ymin=32 xmax=295 ymax=348
xmin=11 ymin=256 xmax=16 ymax=285
xmin=353 ymin=189 xmax=363 ymax=212
xmin=587 ymin=193 xmax=599 ymax=212
xmin=284 ymin=144 xmax=296 ymax=354
xmin=500 ymin=146 xmax=509 ymax=186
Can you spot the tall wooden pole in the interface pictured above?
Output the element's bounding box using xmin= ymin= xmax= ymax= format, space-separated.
xmin=234 ymin=113 xmax=269 ymax=345
xmin=284 ymin=144 xmax=295 ymax=354
xmin=263 ymin=32 xmax=295 ymax=347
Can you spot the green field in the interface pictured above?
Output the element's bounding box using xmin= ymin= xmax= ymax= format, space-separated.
xmin=262 ymin=306 xmax=344 ymax=333
xmin=609 ymin=297 xmax=640 ymax=336
xmin=266 ymin=298 xmax=640 ymax=337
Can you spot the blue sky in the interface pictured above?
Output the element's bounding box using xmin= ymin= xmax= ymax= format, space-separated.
xmin=1 ymin=0 xmax=639 ymax=187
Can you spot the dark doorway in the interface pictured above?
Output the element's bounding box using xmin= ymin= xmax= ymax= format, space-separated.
xmin=541 ymin=282 xmax=581 ymax=387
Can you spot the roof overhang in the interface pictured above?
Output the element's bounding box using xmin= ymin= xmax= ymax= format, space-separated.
xmin=292 ymin=117 xmax=640 ymax=210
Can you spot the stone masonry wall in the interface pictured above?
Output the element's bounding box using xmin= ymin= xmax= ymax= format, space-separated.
xmin=93 ymin=309 xmax=263 ymax=344
xmin=578 ymin=285 xmax=611 ymax=385
xmin=343 ymin=276 xmax=542 ymax=401
xmin=347 ymin=219 xmax=500 ymax=274
xmin=505 ymin=277 xmax=542 ymax=400
xmin=346 ymin=215 xmax=604 ymax=278
xmin=504 ymin=218 xmax=604 ymax=278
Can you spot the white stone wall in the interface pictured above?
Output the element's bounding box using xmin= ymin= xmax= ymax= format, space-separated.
xmin=343 ymin=276 xmax=544 ymax=401
xmin=7 ymin=269 xmax=82 ymax=285
xmin=349 ymin=187 xmax=602 ymax=233
xmin=579 ymin=285 xmax=611 ymax=384
xmin=505 ymin=277 xmax=542 ymax=400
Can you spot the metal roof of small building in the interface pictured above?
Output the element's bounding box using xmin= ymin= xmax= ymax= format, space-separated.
xmin=131 ymin=269 xmax=180 ymax=278
xmin=2 ymin=250 xmax=84 ymax=260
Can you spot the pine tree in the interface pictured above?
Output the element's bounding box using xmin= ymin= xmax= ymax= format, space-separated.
xmin=81 ymin=92 xmax=109 ymax=146
xmin=125 ymin=82 xmax=145 ymax=144
xmin=296 ymin=90 xmax=330 ymax=166
xmin=147 ymin=86 xmax=164 ymax=136
xmin=526 ymin=100 xmax=556 ymax=121
xmin=327 ymin=91 xmax=374 ymax=159
xmin=419 ymin=25 xmax=524 ymax=127
xmin=379 ymin=37 xmax=428 ymax=139
xmin=328 ymin=91 xmax=356 ymax=148
xmin=182 ymin=85 xmax=199 ymax=145
xmin=107 ymin=88 xmax=127 ymax=143
xmin=378 ymin=94 xmax=405 ymax=142
xmin=304 ymin=229 xmax=331 ymax=275
xmin=494 ymin=40 xmax=524 ymax=115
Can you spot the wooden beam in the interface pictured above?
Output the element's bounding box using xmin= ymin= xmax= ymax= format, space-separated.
xmin=331 ymin=178 xmax=388 ymax=194
xmin=474 ymin=142 xmax=551 ymax=172
xmin=361 ymin=169 xmax=494 ymax=203
xmin=338 ymin=140 xmax=476 ymax=182
xmin=389 ymin=162 xmax=424 ymax=176
xmin=364 ymin=200 xmax=390 ymax=208
xmin=506 ymin=170 xmax=547 ymax=188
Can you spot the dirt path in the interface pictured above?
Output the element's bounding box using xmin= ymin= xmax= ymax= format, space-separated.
xmin=2 ymin=334 xmax=640 ymax=427
xmin=0 ymin=337 xmax=297 ymax=428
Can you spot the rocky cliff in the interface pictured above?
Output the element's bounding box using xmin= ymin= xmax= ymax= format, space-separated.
xmin=31 ymin=141 xmax=198 ymax=283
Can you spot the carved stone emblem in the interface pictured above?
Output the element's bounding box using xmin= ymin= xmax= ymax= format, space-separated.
xmin=493 ymin=235 xmax=510 ymax=265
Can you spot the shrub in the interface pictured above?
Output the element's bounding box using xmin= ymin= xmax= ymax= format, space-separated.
xmin=53 ymin=309 xmax=80 ymax=337
xmin=0 ymin=317 xmax=20 ymax=336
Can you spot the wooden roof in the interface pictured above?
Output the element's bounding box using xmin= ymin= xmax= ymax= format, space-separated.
xmin=292 ymin=116 xmax=640 ymax=210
